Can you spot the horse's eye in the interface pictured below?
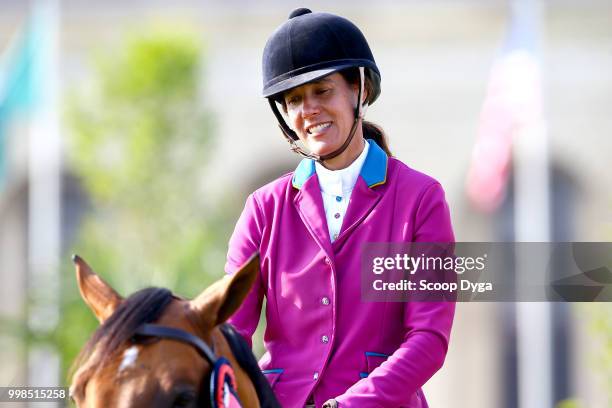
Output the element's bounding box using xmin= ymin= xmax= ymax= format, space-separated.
xmin=172 ymin=390 xmax=196 ymax=407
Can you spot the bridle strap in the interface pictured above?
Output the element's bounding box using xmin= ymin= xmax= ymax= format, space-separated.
xmin=268 ymin=67 xmax=368 ymax=163
xmin=135 ymin=324 xmax=217 ymax=364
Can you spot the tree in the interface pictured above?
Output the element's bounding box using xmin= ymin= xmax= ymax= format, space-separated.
xmin=57 ymin=27 xmax=233 ymax=380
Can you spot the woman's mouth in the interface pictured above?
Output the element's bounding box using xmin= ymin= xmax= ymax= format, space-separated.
xmin=306 ymin=122 xmax=332 ymax=136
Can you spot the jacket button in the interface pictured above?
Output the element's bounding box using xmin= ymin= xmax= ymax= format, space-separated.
xmin=321 ymin=297 xmax=330 ymax=305
xmin=313 ymin=371 xmax=319 ymax=380
xmin=324 ymin=257 xmax=331 ymax=265
xmin=321 ymin=335 xmax=329 ymax=343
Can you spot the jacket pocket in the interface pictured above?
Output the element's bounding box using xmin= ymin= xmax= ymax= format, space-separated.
xmin=261 ymin=368 xmax=283 ymax=389
xmin=360 ymin=351 xmax=390 ymax=378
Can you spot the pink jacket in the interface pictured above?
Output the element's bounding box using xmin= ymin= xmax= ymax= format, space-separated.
xmin=226 ymin=140 xmax=455 ymax=407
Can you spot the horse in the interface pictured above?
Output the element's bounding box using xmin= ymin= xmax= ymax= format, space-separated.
xmin=69 ymin=253 xmax=280 ymax=408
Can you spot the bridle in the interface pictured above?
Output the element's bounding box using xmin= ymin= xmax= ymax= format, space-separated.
xmin=134 ymin=324 xmax=242 ymax=408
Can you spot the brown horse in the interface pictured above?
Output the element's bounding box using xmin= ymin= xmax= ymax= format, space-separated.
xmin=69 ymin=253 xmax=279 ymax=408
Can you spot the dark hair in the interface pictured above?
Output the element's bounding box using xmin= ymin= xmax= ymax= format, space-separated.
xmin=338 ymin=67 xmax=392 ymax=157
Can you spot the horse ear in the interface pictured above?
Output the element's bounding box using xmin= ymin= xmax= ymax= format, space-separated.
xmin=191 ymin=253 xmax=259 ymax=328
xmin=73 ymin=254 xmax=123 ymax=323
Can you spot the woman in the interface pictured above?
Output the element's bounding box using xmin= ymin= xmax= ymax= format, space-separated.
xmin=225 ymin=8 xmax=455 ymax=408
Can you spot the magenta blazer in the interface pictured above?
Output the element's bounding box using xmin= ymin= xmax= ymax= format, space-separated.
xmin=226 ymin=140 xmax=455 ymax=407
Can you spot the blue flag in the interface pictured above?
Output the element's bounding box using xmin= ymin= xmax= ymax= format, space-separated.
xmin=0 ymin=12 xmax=45 ymax=188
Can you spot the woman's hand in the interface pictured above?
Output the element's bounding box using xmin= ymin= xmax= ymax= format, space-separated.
xmin=322 ymin=399 xmax=338 ymax=408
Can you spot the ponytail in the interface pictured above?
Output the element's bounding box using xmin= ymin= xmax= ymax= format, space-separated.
xmin=339 ymin=67 xmax=392 ymax=157
xmin=363 ymin=121 xmax=392 ymax=157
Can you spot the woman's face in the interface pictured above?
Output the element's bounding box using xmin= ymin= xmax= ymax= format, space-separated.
xmin=283 ymin=73 xmax=359 ymax=157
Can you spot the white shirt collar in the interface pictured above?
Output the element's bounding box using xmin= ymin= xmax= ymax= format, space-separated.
xmin=315 ymin=139 xmax=370 ymax=197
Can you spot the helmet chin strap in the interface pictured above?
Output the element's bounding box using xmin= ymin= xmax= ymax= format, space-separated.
xmin=270 ymin=67 xmax=369 ymax=163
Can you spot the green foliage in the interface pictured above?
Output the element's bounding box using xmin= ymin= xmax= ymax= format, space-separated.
xmin=57 ymin=28 xmax=233 ymax=381
xmin=559 ymin=303 xmax=612 ymax=406
xmin=583 ymin=303 xmax=612 ymax=402
xmin=556 ymin=399 xmax=583 ymax=408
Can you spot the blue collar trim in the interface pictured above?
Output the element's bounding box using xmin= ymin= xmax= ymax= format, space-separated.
xmin=360 ymin=139 xmax=388 ymax=188
xmin=292 ymin=158 xmax=316 ymax=189
xmin=291 ymin=139 xmax=388 ymax=189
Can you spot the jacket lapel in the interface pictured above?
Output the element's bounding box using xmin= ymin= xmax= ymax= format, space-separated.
xmin=293 ymin=162 xmax=334 ymax=257
xmin=334 ymin=177 xmax=382 ymax=245
xmin=334 ymin=140 xmax=389 ymax=246
xmin=291 ymin=139 xmax=389 ymax=254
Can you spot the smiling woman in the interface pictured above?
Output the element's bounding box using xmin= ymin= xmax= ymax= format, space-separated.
xmin=282 ymin=73 xmax=365 ymax=170
xmin=226 ymin=8 xmax=455 ymax=408
xmin=280 ymin=69 xmax=392 ymax=171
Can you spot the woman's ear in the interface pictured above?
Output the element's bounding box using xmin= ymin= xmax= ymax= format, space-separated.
xmin=352 ymin=82 xmax=369 ymax=106
xmin=360 ymin=78 xmax=370 ymax=105
xmin=362 ymin=87 xmax=369 ymax=105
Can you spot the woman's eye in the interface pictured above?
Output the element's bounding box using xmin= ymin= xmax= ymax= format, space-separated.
xmin=316 ymin=88 xmax=330 ymax=95
xmin=286 ymin=95 xmax=300 ymax=105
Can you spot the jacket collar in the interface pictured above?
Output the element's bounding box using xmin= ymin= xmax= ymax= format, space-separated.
xmin=315 ymin=139 xmax=370 ymax=197
xmin=291 ymin=138 xmax=388 ymax=189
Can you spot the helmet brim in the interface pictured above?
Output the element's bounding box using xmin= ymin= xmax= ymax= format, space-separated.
xmin=262 ymin=63 xmax=358 ymax=99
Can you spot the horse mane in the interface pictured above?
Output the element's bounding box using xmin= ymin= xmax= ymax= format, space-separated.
xmin=70 ymin=287 xmax=174 ymax=394
xmin=220 ymin=324 xmax=281 ymax=408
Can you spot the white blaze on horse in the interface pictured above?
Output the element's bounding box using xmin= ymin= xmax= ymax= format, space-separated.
xmin=69 ymin=254 xmax=279 ymax=408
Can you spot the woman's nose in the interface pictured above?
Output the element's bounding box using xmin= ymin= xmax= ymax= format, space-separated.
xmin=301 ymin=95 xmax=320 ymax=117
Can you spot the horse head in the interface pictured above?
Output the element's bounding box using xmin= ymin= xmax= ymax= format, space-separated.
xmin=69 ymin=253 xmax=265 ymax=408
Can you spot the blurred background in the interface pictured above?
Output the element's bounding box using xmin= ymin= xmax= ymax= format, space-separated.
xmin=0 ymin=0 xmax=610 ymax=407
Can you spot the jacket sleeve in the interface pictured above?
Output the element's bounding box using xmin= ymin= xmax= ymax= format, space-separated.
xmin=335 ymin=182 xmax=456 ymax=407
xmin=225 ymin=192 xmax=266 ymax=349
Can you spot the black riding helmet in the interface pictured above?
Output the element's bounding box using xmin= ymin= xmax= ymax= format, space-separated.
xmin=262 ymin=8 xmax=381 ymax=162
